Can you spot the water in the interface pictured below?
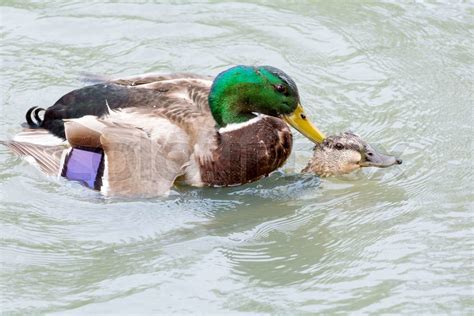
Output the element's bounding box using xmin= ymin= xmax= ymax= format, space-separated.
xmin=0 ymin=1 xmax=472 ymax=314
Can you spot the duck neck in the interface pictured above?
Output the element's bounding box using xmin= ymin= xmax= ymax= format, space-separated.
xmin=304 ymin=149 xmax=336 ymax=177
xmin=208 ymin=91 xmax=255 ymax=127
xmin=208 ymin=66 xmax=263 ymax=127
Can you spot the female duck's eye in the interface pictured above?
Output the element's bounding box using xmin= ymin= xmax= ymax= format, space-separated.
xmin=274 ymin=84 xmax=288 ymax=95
xmin=335 ymin=143 xmax=344 ymax=150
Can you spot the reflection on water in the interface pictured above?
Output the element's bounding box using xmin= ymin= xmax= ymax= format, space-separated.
xmin=1 ymin=1 xmax=472 ymax=314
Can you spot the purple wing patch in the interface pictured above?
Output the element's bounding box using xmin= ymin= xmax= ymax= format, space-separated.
xmin=63 ymin=148 xmax=103 ymax=189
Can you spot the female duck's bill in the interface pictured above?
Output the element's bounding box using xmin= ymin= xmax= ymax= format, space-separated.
xmin=302 ymin=132 xmax=402 ymax=177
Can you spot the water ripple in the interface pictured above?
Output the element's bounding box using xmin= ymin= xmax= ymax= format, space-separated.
xmin=1 ymin=1 xmax=473 ymax=314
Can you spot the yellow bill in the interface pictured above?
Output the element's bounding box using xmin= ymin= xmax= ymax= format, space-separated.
xmin=282 ymin=103 xmax=326 ymax=144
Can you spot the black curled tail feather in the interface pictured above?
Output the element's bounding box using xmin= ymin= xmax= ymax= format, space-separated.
xmin=26 ymin=106 xmax=45 ymax=128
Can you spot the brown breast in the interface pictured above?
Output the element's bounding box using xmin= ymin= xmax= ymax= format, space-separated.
xmin=200 ymin=116 xmax=293 ymax=186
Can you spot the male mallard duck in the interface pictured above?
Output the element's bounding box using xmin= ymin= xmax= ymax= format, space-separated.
xmin=2 ymin=65 xmax=326 ymax=197
xmin=302 ymin=132 xmax=402 ymax=176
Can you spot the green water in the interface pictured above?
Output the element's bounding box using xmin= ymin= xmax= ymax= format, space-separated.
xmin=1 ymin=1 xmax=472 ymax=314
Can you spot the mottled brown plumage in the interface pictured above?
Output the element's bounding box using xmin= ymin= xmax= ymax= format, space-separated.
xmin=302 ymin=132 xmax=402 ymax=177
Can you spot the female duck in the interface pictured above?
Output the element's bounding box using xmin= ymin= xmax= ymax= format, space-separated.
xmin=3 ymin=65 xmax=325 ymax=197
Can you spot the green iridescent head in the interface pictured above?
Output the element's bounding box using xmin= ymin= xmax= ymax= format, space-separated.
xmin=208 ymin=65 xmax=326 ymax=143
xmin=209 ymin=65 xmax=300 ymax=126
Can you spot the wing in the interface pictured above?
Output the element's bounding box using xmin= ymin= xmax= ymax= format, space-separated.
xmin=40 ymin=73 xmax=214 ymax=138
xmin=109 ymin=72 xmax=213 ymax=86
xmin=64 ymin=113 xmax=194 ymax=197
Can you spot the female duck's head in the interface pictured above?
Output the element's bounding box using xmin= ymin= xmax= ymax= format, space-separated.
xmin=302 ymin=132 xmax=402 ymax=176
xmin=209 ymin=65 xmax=325 ymax=143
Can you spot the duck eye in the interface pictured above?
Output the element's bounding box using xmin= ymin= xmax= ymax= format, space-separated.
xmin=274 ymin=84 xmax=288 ymax=95
xmin=335 ymin=143 xmax=344 ymax=150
